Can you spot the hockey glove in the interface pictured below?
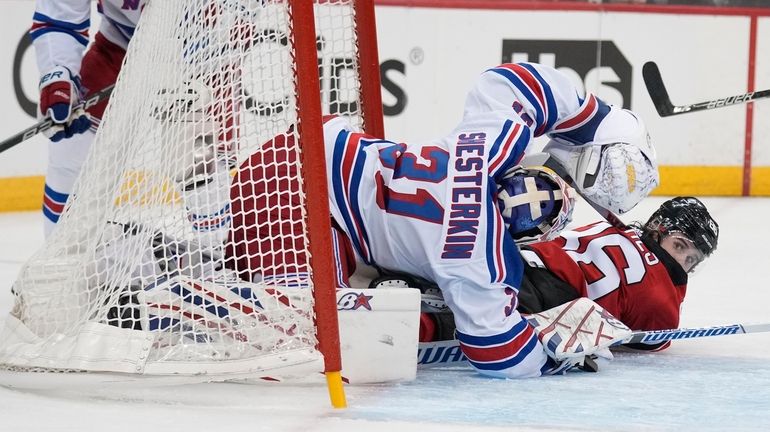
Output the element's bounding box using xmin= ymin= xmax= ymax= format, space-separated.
xmin=38 ymin=66 xmax=91 ymax=142
xmin=541 ymin=355 xmax=601 ymax=375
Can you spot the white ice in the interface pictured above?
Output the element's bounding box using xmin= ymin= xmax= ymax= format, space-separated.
xmin=1 ymin=197 xmax=769 ymax=432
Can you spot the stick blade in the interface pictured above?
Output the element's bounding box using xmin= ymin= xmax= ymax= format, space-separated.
xmin=642 ymin=61 xmax=675 ymax=117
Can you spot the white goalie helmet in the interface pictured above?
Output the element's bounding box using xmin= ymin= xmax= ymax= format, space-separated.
xmin=543 ymin=106 xmax=659 ymax=215
xmin=497 ymin=165 xmax=576 ymax=245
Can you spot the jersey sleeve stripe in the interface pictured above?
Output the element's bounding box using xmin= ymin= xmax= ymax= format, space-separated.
xmin=32 ymin=12 xmax=90 ymax=31
xmin=485 ymin=181 xmax=525 ymax=286
xmin=330 ymin=228 xmax=350 ymax=288
xmin=487 ymin=119 xmax=513 ymax=164
xmin=331 ymin=131 xmax=373 ymax=264
xmin=188 ymin=204 xmax=232 ymax=232
xmin=488 ymin=122 xmax=527 ymax=178
xmin=552 ymin=93 xmax=598 ymax=132
xmin=491 ymin=64 xmax=558 ymax=137
xmin=490 ymin=66 xmax=547 ymax=135
xmin=550 ymin=96 xmax=612 ymax=145
xmin=30 ymin=13 xmax=90 ymax=46
xmin=500 ymin=64 xmax=547 ymax=120
xmin=457 ymin=319 xmax=539 ymax=370
xmin=484 ymin=184 xmax=504 ymax=284
xmin=492 ymin=205 xmax=506 ymax=284
xmin=519 ymin=63 xmax=559 ymax=135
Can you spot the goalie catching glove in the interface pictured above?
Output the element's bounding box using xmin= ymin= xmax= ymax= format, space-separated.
xmin=543 ymin=106 xmax=659 ymax=215
xmin=38 ymin=66 xmax=91 ymax=142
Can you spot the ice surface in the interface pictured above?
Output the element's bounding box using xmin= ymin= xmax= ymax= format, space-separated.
xmin=1 ymin=197 xmax=769 ymax=432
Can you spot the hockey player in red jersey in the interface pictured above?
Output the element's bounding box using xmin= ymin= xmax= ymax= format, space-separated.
xmin=416 ymin=196 xmax=719 ymax=352
xmin=515 ymin=196 xmax=719 ymax=350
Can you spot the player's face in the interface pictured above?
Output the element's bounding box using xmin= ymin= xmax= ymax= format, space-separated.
xmin=660 ymin=233 xmax=705 ymax=273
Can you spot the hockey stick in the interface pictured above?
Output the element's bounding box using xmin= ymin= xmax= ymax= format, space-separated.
xmin=417 ymin=322 xmax=770 ymax=368
xmin=0 ymin=84 xmax=115 ymax=154
xmin=642 ymin=61 xmax=770 ymax=117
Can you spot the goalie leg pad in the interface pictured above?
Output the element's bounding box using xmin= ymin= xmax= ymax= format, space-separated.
xmin=137 ymin=276 xmax=315 ymax=351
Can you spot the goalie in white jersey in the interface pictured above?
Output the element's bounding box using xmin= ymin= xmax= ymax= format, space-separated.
xmin=72 ymin=62 xmax=658 ymax=378
xmin=320 ymin=113 xmax=567 ymax=377
xmin=319 ymin=62 xmax=659 ymax=377
xmin=226 ymin=62 xmax=661 ymax=378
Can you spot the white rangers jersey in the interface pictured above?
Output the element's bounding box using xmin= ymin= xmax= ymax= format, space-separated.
xmin=321 ymin=63 xmax=626 ymax=378
xmin=323 ymin=113 xmax=552 ymax=378
xmin=464 ymin=62 xmax=614 ymax=146
xmin=30 ymin=0 xmax=145 ymax=75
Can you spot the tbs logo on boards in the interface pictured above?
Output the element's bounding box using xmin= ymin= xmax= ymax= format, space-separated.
xmin=502 ymin=40 xmax=632 ymax=109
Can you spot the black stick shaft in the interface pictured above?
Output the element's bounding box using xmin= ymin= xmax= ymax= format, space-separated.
xmin=643 ymin=61 xmax=770 ymax=117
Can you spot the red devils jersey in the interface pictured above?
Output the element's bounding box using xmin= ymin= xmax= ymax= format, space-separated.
xmin=520 ymin=222 xmax=688 ymax=335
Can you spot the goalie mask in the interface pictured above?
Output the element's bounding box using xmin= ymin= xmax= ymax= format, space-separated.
xmin=497 ymin=166 xmax=576 ymax=244
xmin=543 ymin=106 xmax=659 ymax=215
xmin=645 ymin=196 xmax=719 ymax=260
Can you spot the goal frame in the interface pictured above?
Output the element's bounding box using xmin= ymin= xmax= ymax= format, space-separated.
xmin=0 ymin=0 xmax=388 ymax=409
xmin=276 ymin=0 xmax=385 ymax=408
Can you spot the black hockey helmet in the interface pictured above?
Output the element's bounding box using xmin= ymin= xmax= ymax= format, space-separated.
xmin=644 ymin=197 xmax=719 ymax=257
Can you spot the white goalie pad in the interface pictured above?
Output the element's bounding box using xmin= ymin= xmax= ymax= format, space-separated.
xmin=336 ymin=288 xmax=420 ymax=384
xmin=526 ymin=297 xmax=632 ymax=361
xmin=0 ymin=276 xmax=324 ymax=381
xmin=0 ymin=281 xmax=420 ymax=387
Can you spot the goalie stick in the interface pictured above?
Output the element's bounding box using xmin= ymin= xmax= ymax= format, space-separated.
xmin=417 ymin=321 xmax=770 ymax=368
xmin=0 ymin=84 xmax=115 ymax=155
xmin=642 ymin=61 xmax=770 ymax=117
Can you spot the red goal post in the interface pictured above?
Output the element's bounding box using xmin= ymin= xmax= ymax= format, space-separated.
xmin=292 ymin=0 xmax=385 ymax=407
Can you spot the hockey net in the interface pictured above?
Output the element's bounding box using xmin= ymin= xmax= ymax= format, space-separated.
xmin=0 ymin=0 xmax=381 ymax=391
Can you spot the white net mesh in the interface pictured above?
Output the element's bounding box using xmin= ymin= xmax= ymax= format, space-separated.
xmin=0 ymin=0 xmax=366 ymax=379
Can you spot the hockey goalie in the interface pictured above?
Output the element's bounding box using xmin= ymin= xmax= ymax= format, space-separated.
xmin=3 ymin=57 xmax=663 ymax=381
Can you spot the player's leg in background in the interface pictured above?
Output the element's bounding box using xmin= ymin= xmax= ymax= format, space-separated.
xmin=43 ymin=33 xmax=125 ymax=236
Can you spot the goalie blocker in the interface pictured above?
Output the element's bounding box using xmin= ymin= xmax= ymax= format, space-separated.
xmin=416 ymin=298 xmax=632 ymax=373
